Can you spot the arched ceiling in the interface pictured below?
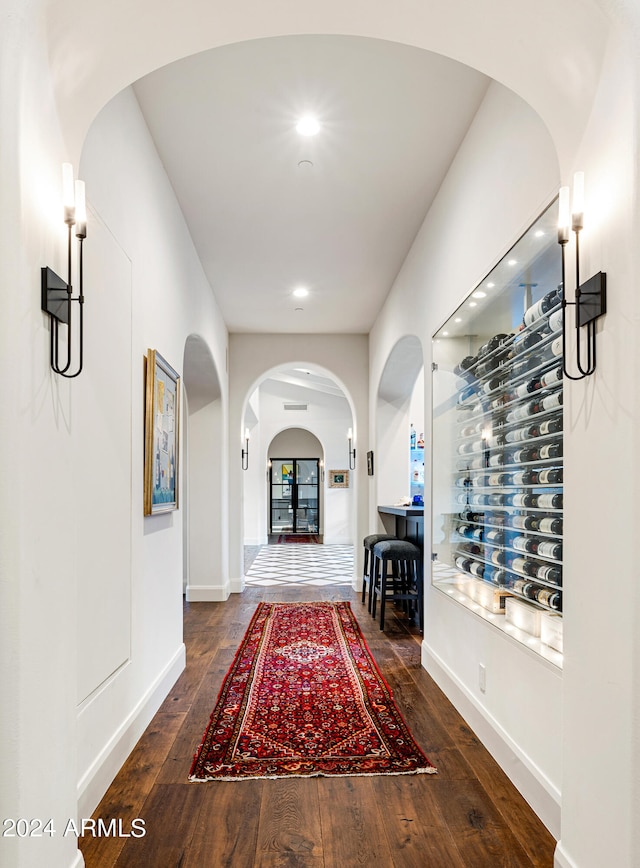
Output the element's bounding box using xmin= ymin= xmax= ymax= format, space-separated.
xmin=132 ymin=36 xmax=489 ymax=333
xmin=47 ymin=0 xmax=610 ymax=168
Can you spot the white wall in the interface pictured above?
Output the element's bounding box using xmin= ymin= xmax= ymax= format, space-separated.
xmin=74 ymin=88 xmax=229 ymax=818
xmin=370 ymin=81 xmax=564 ymax=835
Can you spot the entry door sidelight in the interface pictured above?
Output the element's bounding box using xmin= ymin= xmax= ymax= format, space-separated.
xmin=269 ymin=458 xmax=319 ymax=534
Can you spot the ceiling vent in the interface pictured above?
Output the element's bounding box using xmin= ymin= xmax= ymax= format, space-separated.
xmin=283 ymin=402 xmax=308 ymax=411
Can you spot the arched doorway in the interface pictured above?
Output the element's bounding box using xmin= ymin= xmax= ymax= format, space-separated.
xmin=267 ymin=428 xmax=324 ymax=539
xmin=182 ymin=334 xmax=228 ymax=601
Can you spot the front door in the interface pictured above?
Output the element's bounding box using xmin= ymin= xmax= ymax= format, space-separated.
xmin=269 ymin=458 xmax=320 ymax=534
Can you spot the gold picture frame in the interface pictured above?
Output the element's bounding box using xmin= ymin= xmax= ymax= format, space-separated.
xmin=328 ymin=469 xmax=349 ymax=489
xmin=144 ymin=349 xmax=180 ymax=515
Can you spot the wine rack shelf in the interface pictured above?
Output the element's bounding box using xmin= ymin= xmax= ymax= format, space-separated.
xmin=431 ymin=200 xmax=563 ymax=661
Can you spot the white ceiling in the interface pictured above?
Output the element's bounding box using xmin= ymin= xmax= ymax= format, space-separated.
xmin=134 ymin=35 xmax=489 ymax=335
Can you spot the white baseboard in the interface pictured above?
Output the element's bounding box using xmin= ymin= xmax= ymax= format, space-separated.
xmin=69 ymin=850 xmax=85 ymax=868
xmin=77 ymin=643 xmax=186 ymax=818
xmin=554 ymin=841 xmax=576 ymax=868
xmin=229 ymin=576 xmax=245 ymax=594
xmin=186 ymin=580 xmax=230 ymax=601
xmin=422 ymin=641 xmax=561 ymax=839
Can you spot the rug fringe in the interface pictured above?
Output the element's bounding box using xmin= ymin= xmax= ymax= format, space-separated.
xmin=189 ymin=766 xmax=437 ymax=782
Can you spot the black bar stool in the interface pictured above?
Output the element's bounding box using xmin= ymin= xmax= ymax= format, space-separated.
xmin=371 ymin=539 xmax=423 ymax=631
xmin=361 ymin=534 xmax=397 ymax=611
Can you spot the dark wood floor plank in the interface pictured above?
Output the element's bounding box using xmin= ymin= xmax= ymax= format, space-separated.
xmin=318 ymin=776 xmax=395 ymax=867
xmin=183 ymin=782 xmax=264 ymax=868
xmin=255 ymin=778 xmax=323 ymax=863
xmin=113 ymin=784 xmax=205 ymax=868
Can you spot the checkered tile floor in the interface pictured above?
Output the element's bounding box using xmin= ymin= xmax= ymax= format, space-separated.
xmin=245 ymin=544 xmax=355 ymax=587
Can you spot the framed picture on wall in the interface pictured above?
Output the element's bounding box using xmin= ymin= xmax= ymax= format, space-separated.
xmin=328 ymin=470 xmax=349 ymax=489
xmin=144 ymin=349 xmax=180 ymax=515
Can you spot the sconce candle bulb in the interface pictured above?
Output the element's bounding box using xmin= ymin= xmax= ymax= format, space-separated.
xmin=74 ymin=180 xmax=87 ymax=238
xmin=571 ymin=171 xmax=584 ymax=232
xmin=62 ymin=162 xmax=75 ymax=225
xmin=557 ymin=186 xmax=570 ymax=244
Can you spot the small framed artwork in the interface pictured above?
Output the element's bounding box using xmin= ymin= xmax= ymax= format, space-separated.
xmin=328 ymin=470 xmax=349 ymax=489
xmin=367 ymin=450 xmax=374 ymax=476
xmin=144 ymin=349 xmax=180 ymax=515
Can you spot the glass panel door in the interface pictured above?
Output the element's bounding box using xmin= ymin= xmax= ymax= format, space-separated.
xmin=270 ymin=460 xmax=294 ymax=533
xmin=295 ymin=460 xmax=319 ymax=534
xmin=269 ymin=459 xmax=320 ymax=534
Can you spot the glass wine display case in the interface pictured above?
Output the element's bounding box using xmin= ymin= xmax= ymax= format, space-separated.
xmin=431 ymin=200 xmax=564 ymax=665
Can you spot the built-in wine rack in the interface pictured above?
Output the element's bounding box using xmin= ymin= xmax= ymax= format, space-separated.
xmin=451 ymin=287 xmax=563 ymax=617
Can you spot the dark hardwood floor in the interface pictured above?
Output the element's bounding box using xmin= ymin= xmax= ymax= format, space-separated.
xmin=79 ymin=585 xmax=556 ymax=867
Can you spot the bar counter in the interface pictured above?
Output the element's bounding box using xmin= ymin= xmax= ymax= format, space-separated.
xmin=377 ymin=505 xmax=424 ymax=547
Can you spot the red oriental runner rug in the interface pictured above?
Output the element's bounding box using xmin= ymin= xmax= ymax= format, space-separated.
xmin=189 ymin=601 xmax=436 ymax=781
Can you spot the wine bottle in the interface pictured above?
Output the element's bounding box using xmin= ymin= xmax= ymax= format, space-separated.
xmin=455 ymin=556 xmax=472 ymax=573
xmin=550 ymin=337 xmax=563 ymax=357
xmin=539 ymin=442 xmax=563 ymax=459
xmin=456 ymin=524 xmax=473 ymax=538
xmin=548 ymin=309 xmax=563 ymax=332
xmin=536 ymin=563 xmax=562 ymax=583
xmin=537 ymin=540 xmax=563 ymax=560
xmin=485 ymin=529 xmax=505 ymax=545
xmin=488 ymin=473 xmax=511 ymax=486
xmin=512 ymin=493 xmax=538 ymax=508
xmin=485 ymin=567 xmax=507 ymax=585
xmin=542 ymin=391 xmax=563 ymax=411
xmin=515 ymin=376 xmax=541 ymax=398
xmin=513 ymin=536 xmax=538 ymax=554
xmin=522 ymin=582 xmax=539 ymax=600
xmin=537 ymin=492 xmax=563 ymax=509
xmin=515 ymin=331 xmax=543 ymax=353
xmin=538 ymin=467 xmax=563 ymax=484
xmin=471 ymin=527 xmax=484 ymax=541
xmin=511 ymin=469 xmax=538 ymax=486
xmin=541 ymin=365 xmax=562 ymax=387
xmin=488 ymin=453 xmax=506 ymax=467
xmin=538 ymin=516 xmax=563 ymax=534
xmin=511 ymin=578 xmax=527 ymax=595
xmin=511 ymin=515 xmax=539 ymax=531
xmin=470 ymin=561 xmax=485 ymax=578
xmin=482 ymin=376 xmax=503 ymax=394
xmin=539 ymin=418 xmax=563 ymax=436
xmin=511 ymin=446 xmax=539 ymax=463
xmin=490 ymin=549 xmax=507 ymax=566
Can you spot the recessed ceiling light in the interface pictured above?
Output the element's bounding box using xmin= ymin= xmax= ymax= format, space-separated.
xmin=293 ymin=287 xmax=309 ymax=298
xmin=472 ymin=291 xmax=486 ymax=299
xmin=469 ymin=301 xmax=477 ymax=307
xmin=508 ymin=259 xmax=518 ymax=266
xmin=296 ymin=116 xmax=320 ymax=136
xmin=454 ymin=317 xmax=462 ymax=323
xmin=486 ymin=282 xmax=495 ymax=288
xmin=442 ymin=331 xmax=449 ymax=336
xmin=535 ymin=230 xmax=545 ymax=237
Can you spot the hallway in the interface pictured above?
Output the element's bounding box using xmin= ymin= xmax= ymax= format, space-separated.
xmin=79 ymin=586 xmax=555 ymax=867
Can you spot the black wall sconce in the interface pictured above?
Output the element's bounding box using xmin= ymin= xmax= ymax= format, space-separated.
xmin=557 ymin=173 xmax=606 ymax=380
xmin=347 ymin=428 xmax=356 ymax=470
xmin=41 ymin=163 xmax=87 ymax=378
xmin=242 ymin=428 xmax=250 ymax=470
